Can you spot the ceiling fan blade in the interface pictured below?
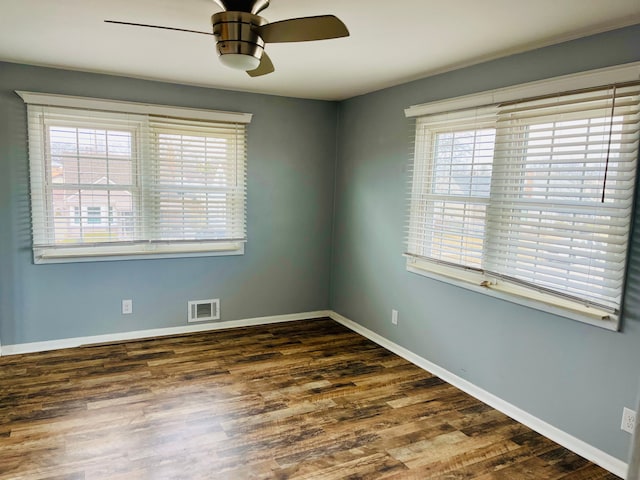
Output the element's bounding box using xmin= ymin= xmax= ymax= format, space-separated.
xmin=104 ymin=20 xmax=213 ymax=36
xmin=246 ymin=52 xmax=275 ymax=77
xmin=255 ymin=15 xmax=349 ymax=43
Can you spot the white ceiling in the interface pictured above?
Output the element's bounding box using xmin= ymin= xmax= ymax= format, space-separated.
xmin=1 ymin=0 xmax=639 ymax=101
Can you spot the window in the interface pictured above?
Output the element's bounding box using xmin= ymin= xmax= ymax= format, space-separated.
xmin=86 ymin=206 xmax=104 ymax=225
xmin=406 ymin=71 xmax=640 ymax=330
xmin=19 ymin=92 xmax=251 ymax=263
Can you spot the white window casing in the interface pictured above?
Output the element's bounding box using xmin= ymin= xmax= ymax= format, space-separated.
xmin=17 ymin=92 xmax=251 ymax=263
xmin=405 ymin=63 xmax=640 ymax=330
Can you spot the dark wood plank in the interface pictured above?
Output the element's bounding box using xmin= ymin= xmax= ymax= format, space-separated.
xmin=0 ymin=318 xmax=620 ymax=479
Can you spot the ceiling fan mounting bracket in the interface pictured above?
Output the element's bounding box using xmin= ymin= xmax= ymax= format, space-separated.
xmin=212 ymin=0 xmax=270 ymax=15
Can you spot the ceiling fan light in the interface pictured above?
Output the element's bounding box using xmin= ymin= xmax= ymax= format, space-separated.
xmin=219 ymin=53 xmax=261 ymax=71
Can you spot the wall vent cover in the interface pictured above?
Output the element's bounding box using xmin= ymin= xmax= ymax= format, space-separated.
xmin=188 ymin=299 xmax=220 ymax=323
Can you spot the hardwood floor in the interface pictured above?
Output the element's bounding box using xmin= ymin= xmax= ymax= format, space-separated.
xmin=0 ymin=318 xmax=619 ymax=479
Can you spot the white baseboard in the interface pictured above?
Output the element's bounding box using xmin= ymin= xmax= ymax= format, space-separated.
xmin=329 ymin=311 xmax=628 ymax=479
xmin=0 ymin=310 xmax=331 ymax=356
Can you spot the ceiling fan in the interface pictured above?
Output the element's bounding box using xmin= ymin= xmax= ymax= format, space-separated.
xmin=105 ymin=0 xmax=350 ymax=77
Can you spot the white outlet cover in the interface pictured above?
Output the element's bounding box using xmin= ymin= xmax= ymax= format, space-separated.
xmin=621 ymin=407 xmax=637 ymax=433
xmin=122 ymin=299 xmax=133 ymax=315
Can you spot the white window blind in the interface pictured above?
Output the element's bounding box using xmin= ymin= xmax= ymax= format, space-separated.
xmin=149 ymin=117 xmax=246 ymax=243
xmin=407 ymin=83 xmax=640 ymax=328
xmin=21 ymin=94 xmax=250 ymax=263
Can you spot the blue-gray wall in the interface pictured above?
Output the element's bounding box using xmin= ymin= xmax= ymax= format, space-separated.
xmin=0 ymin=62 xmax=337 ymax=344
xmin=2 ymin=23 xmax=640 ymax=464
xmin=331 ymin=24 xmax=640 ymax=461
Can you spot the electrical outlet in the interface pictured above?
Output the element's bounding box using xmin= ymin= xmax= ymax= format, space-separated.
xmin=122 ymin=299 xmax=133 ymax=315
xmin=621 ymin=407 xmax=636 ymax=433
xmin=391 ymin=309 xmax=398 ymax=326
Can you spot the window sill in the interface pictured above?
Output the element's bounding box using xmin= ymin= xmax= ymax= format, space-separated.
xmin=406 ymin=257 xmax=619 ymax=331
xmin=34 ymin=242 xmax=245 ymax=264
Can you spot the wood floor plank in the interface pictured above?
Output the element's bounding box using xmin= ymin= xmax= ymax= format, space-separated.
xmin=0 ymin=318 xmax=620 ymax=479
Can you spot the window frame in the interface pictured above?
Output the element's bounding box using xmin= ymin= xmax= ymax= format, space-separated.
xmin=410 ymin=116 xmax=497 ymax=269
xmin=18 ymin=91 xmax=252 ymax=264
xmin=405 ymin=62 xmax=640 ymax=331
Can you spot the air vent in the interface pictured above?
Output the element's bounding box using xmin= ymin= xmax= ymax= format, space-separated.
xmin=188 ymin=299 xmax=220 ymax=323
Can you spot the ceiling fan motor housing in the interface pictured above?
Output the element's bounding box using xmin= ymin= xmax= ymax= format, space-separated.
xmin=212 ymin=12 xmax=267 ymax=67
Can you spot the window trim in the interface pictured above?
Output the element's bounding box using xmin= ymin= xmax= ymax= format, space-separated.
xmin=406 ymin=257 xmax=617 ymax=331
xmin=16 ymin=91 xmax=252 ymax=124
xmin=18 ymin=92 xmax=251 ymax=264
xmin=405 ymin=61 xmax=640 ymax=118
xmin=35 ymin=241 xmax=245 ymax=264
xmin=405 ymin=63 xmax=640 ymax=331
